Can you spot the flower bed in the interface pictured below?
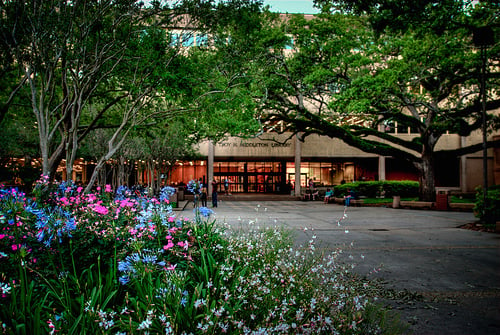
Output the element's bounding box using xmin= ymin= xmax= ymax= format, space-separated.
xmin=0 ymin=176 xmax=401 ymax=334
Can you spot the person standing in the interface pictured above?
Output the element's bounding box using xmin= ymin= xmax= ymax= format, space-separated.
xmin=200 ymin=180 xmax=208 ymax=207
xmin=211 ymin=178 xmax=218 ymax=208
xmin=224 ymin=178 xmax=229 ymax=195
xmin=308 ymin=178 xmax=315 ymax=192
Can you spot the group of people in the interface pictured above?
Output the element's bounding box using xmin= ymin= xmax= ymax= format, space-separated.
xmin=322 ymin=187 xmax=357 ymax=206
xmin=193 ymin=178 xmax=231 ymax=208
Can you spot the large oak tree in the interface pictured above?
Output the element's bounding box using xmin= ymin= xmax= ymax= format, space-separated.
xmin=249 ymin=3 xmax=499 ymax=201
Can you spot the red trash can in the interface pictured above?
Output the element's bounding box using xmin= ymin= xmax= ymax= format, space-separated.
xmin=435 ymin=190 xmax=449 ymax=211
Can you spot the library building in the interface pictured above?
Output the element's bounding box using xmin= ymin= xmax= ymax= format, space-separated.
xmin=163 ymin=131 xmax=500 ymax=196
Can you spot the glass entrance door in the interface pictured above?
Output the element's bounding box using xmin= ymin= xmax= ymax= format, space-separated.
xmin=214 ymin=161 xmax=286 ymax=193
xmin=247 ymin=173 xmax=281 ymax=193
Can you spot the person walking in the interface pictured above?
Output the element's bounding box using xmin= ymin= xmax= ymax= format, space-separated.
xmin=211 ymin=178 xmax=218 ymax=208
xmin=344 ymin=188 xmax=356 ymax=206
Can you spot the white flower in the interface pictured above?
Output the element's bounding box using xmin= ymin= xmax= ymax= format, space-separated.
xmin=0 ymin=282 xmax=11 ymax=295
xmin=137 ymin=318 xmax=152 ymax=330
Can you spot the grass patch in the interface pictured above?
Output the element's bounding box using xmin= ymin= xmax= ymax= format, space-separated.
xmin=362 ymin=197 xmax=417 ymax=204
xmin=450 ymin=195 xmax=474 ymax=204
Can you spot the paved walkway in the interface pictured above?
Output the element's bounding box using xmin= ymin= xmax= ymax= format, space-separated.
xmin=179 ymin=201 xmax=500 ymax=335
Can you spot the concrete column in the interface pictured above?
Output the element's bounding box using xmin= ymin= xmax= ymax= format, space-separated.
xmin=208 ymin=141 xmax=214 ymax=194
xmin=294 ymin=134 xmax=302 ymax=197
xmin=378 ymin=156 xmax=386 ymax=181
xmin=460 ymin=136 xmax=467 ymax=193
xmin=493 ymin=135 xmax=500 ymax=185
xmin=377 ymin=116 xmax=387 ymax=182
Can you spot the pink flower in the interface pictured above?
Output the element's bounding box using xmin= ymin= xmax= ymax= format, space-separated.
xmin=58 ymin=197 xmax=70 ymax=206
xmin=177 ymin=241 xmax=189 ymax=250
xmin=105 ymin=185 xmax=112 ymax=193
xmin=77 ymin=187 xmax=83 ymax=193
xmin=166 ymin=264 xmax=177 ymax=271
xmin=92 ymin=205 xmax=109 ymax=215
xmin=86 ymin=194 xmax=97 ymax=203
xmin=163 ymin=241 xmax=175 ymax=250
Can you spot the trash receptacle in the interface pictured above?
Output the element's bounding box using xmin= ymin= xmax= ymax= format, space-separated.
xmin=177 ymin=186 xmax=184 ymax=201
xmin=170 ymin=192 xmax=178 ymax=207
xmin=435 ymin=190 xmax=449 ymax=210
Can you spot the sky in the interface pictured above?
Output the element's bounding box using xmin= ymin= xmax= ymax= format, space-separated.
xmin=156 ymin=1 xmax=320 ymax=14
xmin=263 ymin=0 xmax=320 ymax=14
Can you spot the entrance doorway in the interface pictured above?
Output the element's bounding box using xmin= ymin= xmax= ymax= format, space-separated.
xmin=214 ymin=161 xmax=287 ymax=193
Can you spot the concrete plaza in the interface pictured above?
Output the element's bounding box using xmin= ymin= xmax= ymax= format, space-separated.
xmin=180 ymin=200 xmax=500 ymax=335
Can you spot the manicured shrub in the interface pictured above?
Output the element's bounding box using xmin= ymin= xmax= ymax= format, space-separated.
xmin=333 ymin=180 xmax=419 ymax=198
xmin=474 ymin=185 xmax=500 ymax=224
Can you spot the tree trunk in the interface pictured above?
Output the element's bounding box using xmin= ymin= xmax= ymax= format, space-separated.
xmin=417 ymin=153 xmax=436 ymax=202
xmin=47 ymin=144 xmax=65 ymax=181
xmin=85 ymin=159 xmax=106 ymax=193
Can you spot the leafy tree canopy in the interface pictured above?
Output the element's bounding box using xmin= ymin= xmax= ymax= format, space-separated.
xmin=245 ymin=2 xmax=499 ymax=200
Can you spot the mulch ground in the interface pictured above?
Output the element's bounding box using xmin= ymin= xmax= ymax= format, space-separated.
xmin=458 ymin=221 xmax=499 ymax=233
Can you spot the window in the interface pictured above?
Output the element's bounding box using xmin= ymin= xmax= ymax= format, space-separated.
xmin=384 ymin=120 xmax=396 ymax=133
xmin=169 ymin=33 xmax=179 ymax=46
xmin=196 ymin=34 xmax=208 ymax=46
xmin=397 ymin=122 xmax=408 ymax=134
xmin=182 ymin=33 xmax=194 ymax=47
xmin=409 ymin=124 xmax=419 ymax=134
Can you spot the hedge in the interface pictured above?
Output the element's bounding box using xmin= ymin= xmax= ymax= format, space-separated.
xmin=332 ymin=181 xmax=419 ymax=198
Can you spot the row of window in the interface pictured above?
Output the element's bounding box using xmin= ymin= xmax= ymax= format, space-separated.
xmin=170 ymin=32 xmax=208 ymax=47
xmin=168 ymin=31 xmax=293 ymax=49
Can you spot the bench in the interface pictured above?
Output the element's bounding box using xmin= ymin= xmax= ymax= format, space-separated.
xmin=332 ymin=197 xmax=363 ymax=206
xmin=350 ymin=199 xmax=364 ymax=206
xmin=302 ymin=191 xmax=320 ymax=201
xmin=399 ymin=201 xmax=434 ymax=209
xmin=449 ymin=202 xmax=475 ymax=211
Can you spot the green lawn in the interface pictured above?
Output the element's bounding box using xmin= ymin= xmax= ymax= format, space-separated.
xmin=361 ymin=196 xmax=474 ymax=205
xmin=362 ymin=197 xmax=417 ymax=204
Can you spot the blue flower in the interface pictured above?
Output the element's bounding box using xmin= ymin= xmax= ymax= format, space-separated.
xmin=196 ymin=207 xmax=214 ymax=218
xmin=142 ymin=254 xmax=158 ymax=264
xmin=160 ymin=186 xmax=176 ymax=202
xmin=156 ymin=287 xmax=169 ymax=298
xmin=119 ymin=275 xmax=130 ymax=285
xmin=129 ymin=253 xmax=141 ymax=263
xmin=57 ymin=180 xmax=76 ymax=196
xmin=118 ymin=259 xmax=133 ymax=272
xmin=28 ymin=206 xmax=76 ymax=247
xmin=186 ymin=179 xmax=200 ymax=194
xmin=55 ymin=312 xmax=64 ymax=321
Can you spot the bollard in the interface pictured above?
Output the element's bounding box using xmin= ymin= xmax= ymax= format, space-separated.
xmin=393 ymin=196 xmax=400 ymax=209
